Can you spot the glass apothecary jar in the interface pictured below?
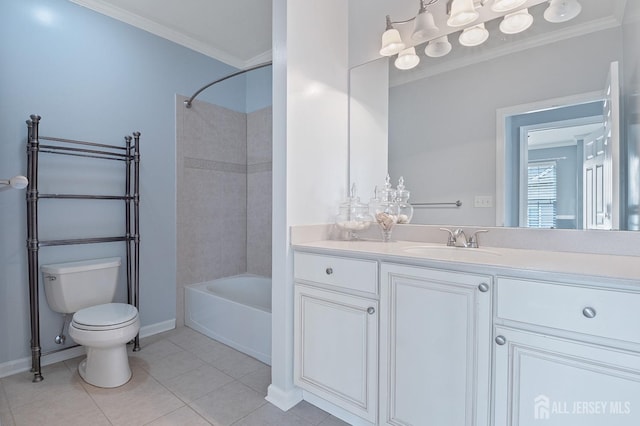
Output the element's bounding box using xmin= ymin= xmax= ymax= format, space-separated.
xmin=395 ymin=176 xmax=414 ymax=224
xmin=374 ymin=175 xmax=399 ymax=242
xmin=335 ymin=184 xmax=373 ymax=240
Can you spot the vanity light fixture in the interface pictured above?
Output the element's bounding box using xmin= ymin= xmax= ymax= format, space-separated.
xmin=447 ymin=0 xmax=479 ymax=27
xmin=491 ymin=0 xmax=528 ymax=13
xmin=412 ymin=1 xmax=440 ymax=42
xmin=379 ymin=15 xmax=406 ymax=56
xmin=543 ymin=0 xmax=582 ymax=23
xmin=395 ymin=47 xmax=421 ymax=69
xmin=425 ymin=35 xmax=453 ymax=57
xmin=499 ymin=8 xmax=534 ymax=34
xmin=459 ymin=22 xmax=489 ymax=46
xmin=379 ymin=0 xmax=583 ymax=71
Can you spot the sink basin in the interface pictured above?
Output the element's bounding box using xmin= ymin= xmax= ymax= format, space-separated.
xmin=403 ymin=245 xmax=502 ymax=257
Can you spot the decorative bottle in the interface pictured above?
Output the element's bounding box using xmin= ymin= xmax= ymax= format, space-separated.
xmin=374 ymin=175 xmax=399 ymax=242
xmin=335 ymin=183 xmax=373 ymax=240
xmin=395 ymin=176 xmax=414 ymax=224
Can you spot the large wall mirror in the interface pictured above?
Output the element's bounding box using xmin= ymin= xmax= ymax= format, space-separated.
xmin=349 ymin=0 xmax=639 ymax=231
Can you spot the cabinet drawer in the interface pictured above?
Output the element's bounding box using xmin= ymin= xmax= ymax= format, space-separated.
xmin=496 ymin=277 xmax=640 ymax=345
xmin=294 ymin=252 xmax=378 ymax=294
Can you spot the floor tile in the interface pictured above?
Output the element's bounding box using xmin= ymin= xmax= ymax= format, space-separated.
xmin=289 ymin=400 xmax=331 ymax=425
xmin=130 ymin=339 xmax=184 ymax=364
xmin=0 ymin=327 xmax=344 ymax=426
xmin=144 ymin=349 xmax=205 ymax=381
xmin=195 ymin=340 xmax=238 ymax=365
xmin=208 ymin=350 xmax=266 ymax=379
xmin=11 ymin=387 xmax=110 ymax=426
xmin=190 ymin=381 xmax=266 ymax=426
xmin=231 ymin=403 xmax=314 ymax=426
xmin=0 ymin=381 xmax=15 ymax=426
xmin=318 ymin=415 xmax=352 ymax=426
xmin=237 ymin=364 xmax=271 ymax=396
xmin=160 ymin=364 xmax=234 ymax=403
xmin=145 ymin=405 xmax=212 ymax=425
xmin=1 ymin=362 xmax=85 ymax=410
xmin=83 ymin=368 xmax=185 ymax=426
xmin=167 ymin=327 xmax=215 ymax=351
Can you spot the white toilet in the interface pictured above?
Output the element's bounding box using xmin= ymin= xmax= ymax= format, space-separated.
xmin=41 ymin=257 xmax=140 ymax=388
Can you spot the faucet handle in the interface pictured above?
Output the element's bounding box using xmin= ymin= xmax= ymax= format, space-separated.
xmin=468 ymin=229 xmax=488 ymax=248
xmin=439 ymin=228 xmax=456 ymax=246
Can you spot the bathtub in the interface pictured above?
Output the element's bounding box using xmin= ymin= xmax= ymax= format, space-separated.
xmin=185 ymin=274 xmax=271 ymax=365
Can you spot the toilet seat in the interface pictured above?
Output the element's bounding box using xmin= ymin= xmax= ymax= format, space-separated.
xmin=72 ymin=303 xmax=138 ymax=331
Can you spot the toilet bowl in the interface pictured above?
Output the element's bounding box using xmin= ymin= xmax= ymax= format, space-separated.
xmin=69 ymin=303 xmax=140 ymax=388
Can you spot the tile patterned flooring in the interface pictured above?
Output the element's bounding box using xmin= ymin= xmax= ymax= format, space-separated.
xmin=0 ymin=327 xmax=349 ymax=426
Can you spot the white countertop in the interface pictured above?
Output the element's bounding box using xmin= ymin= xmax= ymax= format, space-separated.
xmin=292 ymin=239 xmax=640 ymax=282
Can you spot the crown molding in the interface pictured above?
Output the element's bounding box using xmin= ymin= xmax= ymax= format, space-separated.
xmin=390 ymin=15 xmax=623 ymax=88
xmin=69 ymin=0 xmax=270 ymax=70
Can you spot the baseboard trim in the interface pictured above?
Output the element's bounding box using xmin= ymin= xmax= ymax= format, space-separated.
xmin=0 ymin=346 xmax=86 ymax=379
xmin=0 ymin=319 xmax=176 ymax=379
xmin=265 ymin=384 xmax=303 ymax=411
xmin=139 ymin=319 xmax=176 ymax=338
xmin=303 ymin=390 xmax=374 ymax=426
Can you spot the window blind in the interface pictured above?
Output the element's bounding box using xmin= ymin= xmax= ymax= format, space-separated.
xmin=527 ymin=161 xmax=557 ymax=228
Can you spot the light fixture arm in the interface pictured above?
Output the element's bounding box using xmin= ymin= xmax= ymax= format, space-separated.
xmin=388 ymin=0 xmax=439 ymax=26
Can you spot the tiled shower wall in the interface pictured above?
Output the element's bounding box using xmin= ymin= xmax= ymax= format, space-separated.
xmin=176 ymin=95 xmax=272 ymax=327
xmin=247 ymin=107 xmax=273 ymax=277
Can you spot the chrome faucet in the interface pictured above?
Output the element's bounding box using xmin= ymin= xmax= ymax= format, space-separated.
xmin=440 ymin=228 xmax=488 ymax=248
xmin=453 ymin=228 xmax=468 ymax=247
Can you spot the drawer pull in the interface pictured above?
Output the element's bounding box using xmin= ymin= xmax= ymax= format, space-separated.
xmin=582 ymin=307 xmax=597 ymax=318
xmin=495 ymin=335 xmax=507 ymax=346
xmin=478 ymin=282 xmax=489 ymax=293
xmin=367 ymin=307 xmax=376 ymax=315
xmin=325 ymin=267 xmax=333 ymax=275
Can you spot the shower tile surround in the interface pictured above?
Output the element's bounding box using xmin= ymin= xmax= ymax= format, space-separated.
xmin=0 ymin=327 xmax=344 ymax=426
xmin=176 ymin=96 xmax=273 ymax=328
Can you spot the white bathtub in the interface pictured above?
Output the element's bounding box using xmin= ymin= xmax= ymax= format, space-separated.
xmin=185 ymin=274 xmax=271 ymax=365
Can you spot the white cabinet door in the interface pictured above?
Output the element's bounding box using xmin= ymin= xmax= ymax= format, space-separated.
xmin=494 ymin=326 xmax=640 ymax=426
xmin=294 ymin=284 xmax=378 ymax=423
xmin=379 ymin=263 xmax=492 ymax=426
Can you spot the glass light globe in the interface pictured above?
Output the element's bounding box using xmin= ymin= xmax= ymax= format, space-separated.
xmin=412 ymin=10 xmax=439 ymax=42
xmin=380 ymin=28 xmax=405 ymax=56
xmin=492 ymin=0 xmax=527 ymax=13
xmin=425 ymin=36 xmax=452 ymax=58
xmin=500 ymin=8 xmax=534 ymax=34
xmin=459 ymin=23 xmax=489 ymax=47
xmin=447 ymin=0 xmax=479 ymax=27
xmin=544 ymin=0 xmax=582 ymax=23
xmin=394 ymin=47 xmax=420 ymax=70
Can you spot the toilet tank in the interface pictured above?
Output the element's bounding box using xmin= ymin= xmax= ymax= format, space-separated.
xmin=41 ymin=257 xmax=121 ymax=314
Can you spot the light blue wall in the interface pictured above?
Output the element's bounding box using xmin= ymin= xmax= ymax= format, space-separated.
xmin=0 ymin=0 xmax=269 ymax=365
xmin=246 ymin=66 xmax=274 ymax=113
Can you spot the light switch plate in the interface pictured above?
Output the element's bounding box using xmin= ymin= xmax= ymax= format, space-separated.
xmin=474 ymin=195 xmax=493 ymax=208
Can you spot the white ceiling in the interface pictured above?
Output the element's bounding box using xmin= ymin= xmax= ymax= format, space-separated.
xmin=69 ymin=0 xmax=273 ymax=69
xmin=528 ymin=122 xmax=603 ymax=149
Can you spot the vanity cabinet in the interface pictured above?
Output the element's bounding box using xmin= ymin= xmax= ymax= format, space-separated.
xmin=493 ymin=277 xmax=640 ymax=426
xmin=379 ymin=263 xmax=493 ymax=426
xmin=292 ymin=244 xmax=640 ymax=426
xmin=293 ymin=252 xmax=379 ymax=423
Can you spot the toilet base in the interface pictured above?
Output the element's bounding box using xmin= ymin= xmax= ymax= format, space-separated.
xmin=78 ymin=344 xmax=132 ymax=388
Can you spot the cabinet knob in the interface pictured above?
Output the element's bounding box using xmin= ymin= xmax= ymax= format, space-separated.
xmin=325 ymin=267 xmax=333 ymax=275
xmin=582 ymin=307 xmax=597 ymax=318
xmin=495 ymin=335 xmax=507 ymax=346
xmin=367 ymin=307 xmax=375 ymax=315
xmin=478 ymin=282 xmax=489 ymax=293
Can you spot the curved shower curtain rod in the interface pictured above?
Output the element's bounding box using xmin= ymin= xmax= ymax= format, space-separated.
xmin=184 ymin=61 xmax=273 ymax=108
